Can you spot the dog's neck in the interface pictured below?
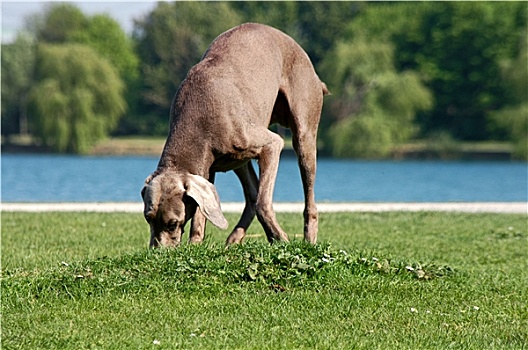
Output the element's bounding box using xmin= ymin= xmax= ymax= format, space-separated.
xmin=157 ymin=125 xmax=214 ymax=179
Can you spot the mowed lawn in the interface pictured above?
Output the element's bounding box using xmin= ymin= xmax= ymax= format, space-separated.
xmin=2 ymin=211 xmax=527 ymax=349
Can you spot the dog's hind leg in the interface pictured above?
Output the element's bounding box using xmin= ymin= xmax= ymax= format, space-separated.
xmin=291 ymin=126 xmax=318 ymax=244
xmin=288 ymin=93 xmax=323 ymax=244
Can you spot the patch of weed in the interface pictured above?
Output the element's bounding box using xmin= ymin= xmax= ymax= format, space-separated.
xmin=3 ymin=242 xmax=455 ymax=307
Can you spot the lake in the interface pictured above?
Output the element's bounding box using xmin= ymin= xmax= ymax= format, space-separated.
xmin=1 ymin=154 xmax=526 ymax=203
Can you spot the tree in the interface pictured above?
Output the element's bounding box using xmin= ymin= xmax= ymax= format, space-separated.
xmin=320 ymin=39 xmax=432 ymax=158
xmin=28 ymin=44 xmax=125 ymax=153
xmin=294 ymin=1 xmax=363 ymax=67
xmin=347 ymin=2 xmax=526 ymax=141
xmin=31 ymin=3 xmax=87 ymax=43
xmin=70 ymin=14 xmax=140 ymax=135
xmin=133 ymin=2 xmax=241 ymax=134
xmin=230 ymin=1 xmax=299 ymax=36
xmin=488 ymin=30 xmax=528 ymax=159
xmin=70 ymin=14 xmax=139 ymax=80
xmin=414 ymin=2 xmax=525 ymax=140
xmin=31 ymin=3 xmax=138 ymax=76
xmin=1 ymin=34 xmax=36 ymax=136
xmin=31 ymin=3 xmax=139 ymax=134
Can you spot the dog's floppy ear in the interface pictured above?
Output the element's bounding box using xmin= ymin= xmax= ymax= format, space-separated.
xmin=185 ymin=174 xmax=228 ymax=229
xmin=141 ymin=174 xmax=160 ymax=219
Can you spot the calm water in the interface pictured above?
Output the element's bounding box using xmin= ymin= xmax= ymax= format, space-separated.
xmin=1 ymin=154 xmax=526 ymax=203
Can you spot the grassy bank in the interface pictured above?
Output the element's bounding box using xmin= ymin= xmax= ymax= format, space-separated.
xmin=2 ymin=135 xmax=518 ymax=160
xmin=2 ymin=212 xmax=527 ymax=349
xmin=89 ymin=136 xmax=166 ymax=156
xmin=89 ymin=137 xmax=515 ymax=160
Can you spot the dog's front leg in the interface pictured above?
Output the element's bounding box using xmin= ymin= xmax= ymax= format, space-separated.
xmin=188 ymin=172 xmax=216 ymax=243
xmin=189 ymin=209 xmax=206 ymax=243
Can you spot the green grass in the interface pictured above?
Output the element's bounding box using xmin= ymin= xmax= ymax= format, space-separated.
xmin=2 ymin=212 xmax=527 ymax=349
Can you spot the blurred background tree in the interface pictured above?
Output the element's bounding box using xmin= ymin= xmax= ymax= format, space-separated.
xmin=347 ymin=2 xmax=526 ymax=141
xmin=488 ymin=29 xmax=528 ymax=159
xmin=132 ymin=2 xmax=241 ymax=135
xmin=319 ymin=39 xmax=432 ymax=158
xmin=25 ymin=4 xmax=138 ymax=141
xmin=31 ymin=4 xmax=138 ymax=78
xmin=1 ymin=1 xmax=525 ymax=158
xmin=30 ymin=3 xmax=87 ymax=43
xmin=28 ymin=44 xmax=125 ymax=153
xmin=1 ymin=34 xmax=35 ymax=137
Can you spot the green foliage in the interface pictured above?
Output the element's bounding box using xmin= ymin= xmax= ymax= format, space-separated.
xmin=32 ymin=3 xmax=88 ymax=43
xmin=349 ymin=2 xmax=526 ymax=141
xmin=69 ymin=14 xmax=139 ymax=80
xmin=1 ymin=34 xmax=35 ymax=136
xmin=231 ymin=1 xmax=299 ymax=36
xmin=328 ymin=115 xmax=393 ymax=159
xmin=489 ymin=104 xmax=528 ymax=160
xmin=32 ymin=3 xmax=138 ymax=80
xmin=420 ymin=2 xmax=525 ymax=140
xmin=2 ymin=212 xmax=527 ymax=349
xmin=133 ymin=2 xmax=241 ymax=134
xmin=320 ymin=39 xmax=432 ymax=158
xmin=30 ymin=3 xmax=139 ymax=137
xmin=488 ymin=30 xmax=528 ymax=160
xmin=4 ymin=2 xmax=526 ymax=157
xmin=28 ymin=44 xmax=126 ymax=153
xmin=295 ymin=2 xmax=364 ymax=66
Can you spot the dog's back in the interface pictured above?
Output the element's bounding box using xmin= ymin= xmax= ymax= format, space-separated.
xmin=167 ymin=23 xmax=325 ymax=157
xmin=201 ymin=23 xmax=325 ymax=97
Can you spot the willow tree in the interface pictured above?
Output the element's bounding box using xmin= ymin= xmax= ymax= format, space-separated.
xmin=1 ymin=34 xmax=36 ymax=136
xmin=320 ymin=40 xmax=433 ymax=158
xmin=29 ymin=3 xmax=139 ymax=135
xmin=29 ymin=44 xmax=125 ymax=153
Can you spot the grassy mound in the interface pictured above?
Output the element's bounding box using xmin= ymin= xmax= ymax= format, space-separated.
xmin=3 ymin=242 xmax=454 ymax=304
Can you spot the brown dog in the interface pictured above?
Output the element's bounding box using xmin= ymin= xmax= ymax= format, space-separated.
xmin=141 ymin=23 xmax=328 ymax=247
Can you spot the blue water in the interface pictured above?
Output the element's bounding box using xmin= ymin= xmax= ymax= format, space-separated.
xmin=1 ymin=154 xmax=526 ymax=203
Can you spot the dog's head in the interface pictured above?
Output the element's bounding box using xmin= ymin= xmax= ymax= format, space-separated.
xmin=140 ymin=172 xmax=228 ymax=247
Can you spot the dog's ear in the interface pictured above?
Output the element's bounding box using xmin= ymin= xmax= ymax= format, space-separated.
xmin=141 ymin=175 xmax=160 ymax=219
xmin=185 ymin=174 xmax=228 ymax=229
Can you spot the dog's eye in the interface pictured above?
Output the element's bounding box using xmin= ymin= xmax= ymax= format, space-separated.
xmin=167 ymin=222 xmax=178 ymax=232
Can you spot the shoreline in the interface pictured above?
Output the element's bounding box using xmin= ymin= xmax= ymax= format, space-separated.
xmin=2 ymin=137 xmax=517 ymax=160
xmin=2 ymin=202 xmax=526 ymax=214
